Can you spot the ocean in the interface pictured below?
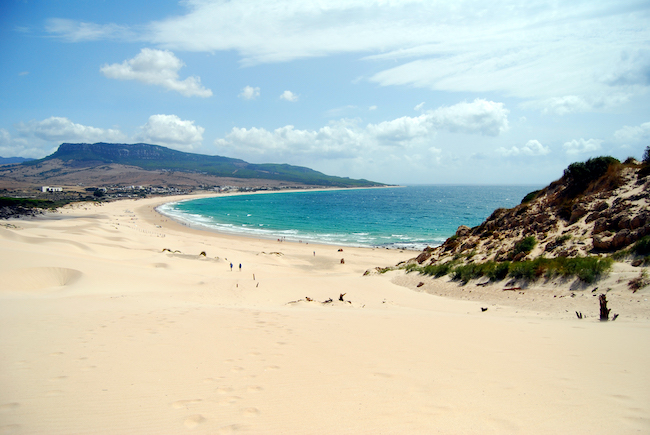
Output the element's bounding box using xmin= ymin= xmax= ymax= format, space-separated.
xmin=158 ymin=185 xmax=541 ymax=250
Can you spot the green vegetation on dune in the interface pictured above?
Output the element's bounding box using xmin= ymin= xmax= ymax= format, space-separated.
xmin=406 ymin=256 xmax=614 ymax=285
xmin=0 ymin=197 xmax=71 ymax=210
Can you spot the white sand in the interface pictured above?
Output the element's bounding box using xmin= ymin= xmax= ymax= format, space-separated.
xmin=1 ymin=195 xmax=649 ymax=434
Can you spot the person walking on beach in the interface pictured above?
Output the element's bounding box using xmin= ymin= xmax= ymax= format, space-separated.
xmin=230 ymin=262 xmax=233 ymax=271
xmin=239 ymin=263 xmax=242 ymax=272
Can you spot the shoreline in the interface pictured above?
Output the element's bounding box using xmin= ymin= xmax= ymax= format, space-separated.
xmin=1 ymin=196 xmax=649 ymax=434
xmin=153 ymin=187 xmax=433 ymax=251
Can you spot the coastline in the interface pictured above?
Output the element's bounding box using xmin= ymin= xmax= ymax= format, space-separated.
xmin=1 ymin=196 xmax=649 ymax=434
xmin=154 ymin=186 xmax=428 ymax=250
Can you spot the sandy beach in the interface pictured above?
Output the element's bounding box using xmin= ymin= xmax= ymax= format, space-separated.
xmin=1 ymin=194 xmax=649 ymax=434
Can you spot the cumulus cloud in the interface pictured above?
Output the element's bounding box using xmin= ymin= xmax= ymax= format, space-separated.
xmin=280 ymin=90 xmax=298 ymax=102
xmin=428 ymin=99 xmax=509 ymax=136
xmin=414 ymin=102 xmax=425 ymax=111
xmin=216 ymin=120 xmax=365 ymax=160
xmin=134 ymin=114 xmax=204 ymax=151
xmin=497 ymin=140 xmax=550 ymax=157
xmin=614 ymin=121 xmax=650 ymax=144
xmin=15 ymin=117 xmax=127 ymax=143
xmin=0 ymin=128 xmax=52 ymax=159
xmin=100 ymin=48 xmax=212 ymax=98
xmin=239 ymin=86 xmax=260 ymax=100
xmin=216 ymin=99 xmax=509 ymax=160
xmin=563 ymin=138 xmax=603 ymax=155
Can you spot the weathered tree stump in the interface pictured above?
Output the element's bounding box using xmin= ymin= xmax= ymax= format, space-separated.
xmin=599 ymin=294 xmax=611 ymax=321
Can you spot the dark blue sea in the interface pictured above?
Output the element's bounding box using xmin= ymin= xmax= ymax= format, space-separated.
xmin=158 ymin=185 xmax=541 ymax=250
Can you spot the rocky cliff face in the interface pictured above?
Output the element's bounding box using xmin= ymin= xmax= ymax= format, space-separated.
xmin=413 ymin=159 xmax=650 ymax=267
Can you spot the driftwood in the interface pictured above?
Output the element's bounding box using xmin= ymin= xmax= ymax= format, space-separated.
xmin=576 ymin=311 xmax=583 ymax=319
xmin=481 ymin=307 xmax=488 ymax=312
xmin=476 ymin=282 xmax=490 ymax=287
xmin=199 ymin=251 xmax=206 ymax=257
xmin=503 ymin=287 xmax=521 ymax=291
xmin=339 ymin=293 xmax=346 ymax=302
xmin=322 ymin=298 xmax=333 ymax=304
xmin=416 ymin=282 xmax=424 ymax=288
xmin=599 ymin=294 xmax=611 ymax=321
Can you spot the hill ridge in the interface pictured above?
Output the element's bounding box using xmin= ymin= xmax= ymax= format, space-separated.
xmin=17 ymin=142 xmax=384 ymax=188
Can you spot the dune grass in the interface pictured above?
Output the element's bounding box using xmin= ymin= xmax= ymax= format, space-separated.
xmin=406 ymin=256 xmax=614 ymax=284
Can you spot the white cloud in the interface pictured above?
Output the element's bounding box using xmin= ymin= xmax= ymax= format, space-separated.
xmin=614 ymin=121 xmax=650 ymax=143
xmin=216 ymin=99 xmax=509 ymax=160
xmin=216 ymin=120 xmax=364 ymax=160
xmin=45 ymin=18 xmax=132 ymax=41
xmin=497 ymin=140 xmax=550 ymax=157
xmin=368 ymin=105 xmax=377 ymax=111
xmin=428 ymin=99 xmax=509 ymax=136
xmin=521 ymin=93 xmax=632 ymax=115
xmin=100 ymin=48 xmax=212 ymax=98
xmin=134 ymin=114 xmax=204 ymax=151
xmin=414 ymin=102 xmax=425 ymax=111
xmin=239 ymin=86 xmax=260 ymax=100
xmin=15 ymin=117 xmax=127 ymax=143
xmin=563 ymin=138 xmax=603 ymax=155
xmin=603 ymin=49 xmax=650 ymax=87
xmin=0 ymin=128 xmax=52 ymax=159
xmin=47 ymin=2 xmax=648 ymax=111
xmin=280 ymin=90 xmax=299 ymax=102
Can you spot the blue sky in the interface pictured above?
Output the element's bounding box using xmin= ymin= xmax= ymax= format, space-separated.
xmin=1 ymin=0 xmax=649 ymax=185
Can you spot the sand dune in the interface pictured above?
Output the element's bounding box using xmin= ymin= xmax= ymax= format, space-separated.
xmin=0 ymin=195 xmax=648 ymax=434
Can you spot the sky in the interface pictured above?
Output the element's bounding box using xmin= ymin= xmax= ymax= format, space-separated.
xmin=1 ymin=0 xmax=649 ymax=185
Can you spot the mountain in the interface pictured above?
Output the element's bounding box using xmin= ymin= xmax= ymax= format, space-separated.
xmin=406 ymin=156 xmax=650 ymax=280
xmin=0 ymin=157 xmax=34 ymax=165
xmin=11 ymin=142 xmax=384 ymax=188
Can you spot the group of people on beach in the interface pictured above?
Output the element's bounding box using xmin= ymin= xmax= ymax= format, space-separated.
xmin=229 ymin=262 xmax=241 ymax=272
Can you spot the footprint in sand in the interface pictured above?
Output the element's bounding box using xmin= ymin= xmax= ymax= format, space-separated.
xmin=216 ymin=387 xmax=234 ymax=395
xmin=49 ymin=352 xmax=64 ymax=356
xmin=217 ymin=396 xmax=241 ymax=406
xmin=0 ymin=403 xmax=20 ymax=411
xmin=230 ymin=366 xmax=244 ymax=373
xmin=48 ymin=376 xmax=68 ymax=382
xmin=246 ymin=386 xmax=263 ymax=393
xmin=264 ymin=365 xmax=280 ymax=371
xmin=241 ymin=407 xmax=260 ymax=417
xmin=183 ymin=414 xmax=206 ymax=429
xmin=172 ymin=399 xmax=202 ymax=409
xmin=217 ymin=424 xmax=246 ymax=434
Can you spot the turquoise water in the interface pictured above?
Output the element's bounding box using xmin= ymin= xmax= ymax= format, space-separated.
xmin=158 ymin=185 xmax=540 ymax=250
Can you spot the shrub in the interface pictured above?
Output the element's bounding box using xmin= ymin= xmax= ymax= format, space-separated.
xmin=563 ymin=156 xmax=620 ymax=197
xmin=521 ymin=190 xmax=541 ymax=204
xmin=405 ymin=255 xmax=612 ymax=284
xmin=512 ymin=236 xmax=537 ymax=258
xmin=632 ymin=236 xmax=650 ymax=256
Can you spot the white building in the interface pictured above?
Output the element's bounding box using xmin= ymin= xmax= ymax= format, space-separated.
xmin=41 ymin=186 xmax=63 ymax=193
